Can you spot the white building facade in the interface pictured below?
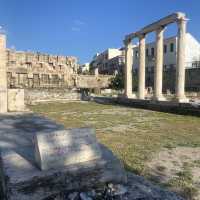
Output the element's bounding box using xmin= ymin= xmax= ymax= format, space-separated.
xmin=79 ymin=63 xmax=90 ymax=73
xmin=90 ymin=48 xmax=124 ymax=74
xmin=133 ymin=33 xmax=200 ymax=71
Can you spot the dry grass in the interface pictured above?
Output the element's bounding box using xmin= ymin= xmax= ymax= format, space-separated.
xmin=29 ymin=101 xmax=200 ymax=199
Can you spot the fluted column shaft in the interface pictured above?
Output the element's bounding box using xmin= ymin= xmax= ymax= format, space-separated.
xmin=138 ymin=34 xmax=146 ymax=99
xmin=175 ymin=18 xmax=188 ymax=102
xmin=124 ymin=39 xmax=133 ymax=98
xmin=0 ymin=34 xmax=7 ymax=113
xmin=154 ymin=27 xmax=165 ymax=101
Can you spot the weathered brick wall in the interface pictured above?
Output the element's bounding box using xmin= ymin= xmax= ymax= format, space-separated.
xmin=6 ymin=49 xmax=78 ymax=89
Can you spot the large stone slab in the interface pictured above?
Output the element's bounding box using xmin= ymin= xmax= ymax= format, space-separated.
xmin=34 ymin=128 xmax=102 ymax=170
xmin=0 ymin=113 xmax=127 ymax=200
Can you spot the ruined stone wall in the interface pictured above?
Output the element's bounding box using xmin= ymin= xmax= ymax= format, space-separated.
xmin=76 ymin=75 xmax=112 ymax=89
xmin=6 ymin=49 xmax=78 ymax=89
xmin=25 ymin=88 xmax=81 ymax=104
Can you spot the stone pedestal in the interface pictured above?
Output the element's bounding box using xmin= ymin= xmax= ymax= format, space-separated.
xmin=0 ymin=35 xmax=8 ymax=113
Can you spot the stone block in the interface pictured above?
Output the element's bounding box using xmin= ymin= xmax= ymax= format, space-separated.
xmin=34 ymin=128 xmax=102 ymax=170
xmin=8 ymin=89 xmax=25 ymax=111
xmin=0 ymin=88 xmax=7 ymax=113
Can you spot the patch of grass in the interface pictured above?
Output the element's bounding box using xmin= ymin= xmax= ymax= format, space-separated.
xmin=166 ymin=177 xmax=198 ymax=200
xmin=193 ymin=160 xmax=200 ymax=167
xmin=29 ymin=102 xmax=200 ymax=174
xmin=166 ymin=165 xmax=198 ymax=199
xmin=176 ymin=169 xmax=193 ymax=182
xmin=29 ymin=101 xmax=200 ymax=198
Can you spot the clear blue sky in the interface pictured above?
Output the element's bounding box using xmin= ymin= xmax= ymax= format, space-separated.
xmin=0 ymin=0 xmax=200 ymax=64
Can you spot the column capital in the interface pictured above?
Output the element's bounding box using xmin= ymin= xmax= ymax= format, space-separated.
xmin=177 ymin=17 xmax=189 ymax=24
xmin=123 ymin=38 xmax=132 ymax=46
xmin=156 ymin=25 xmax=166 ymax=33
xmin=138 ymin=33 xmax=146 ymax=40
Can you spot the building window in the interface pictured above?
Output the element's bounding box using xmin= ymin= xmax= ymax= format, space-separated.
xmin=146 ymin=48 xmax=149 ymax=56
xmin=151 ymin=48 xmax=154 ymax=57
xmin=164 ymin=45 xmax=167 ymax=53
xmin=27 ymin=63 xmax=32 ymax=69
xmin=170 ymin=43 xmax=174 ymax=52
xmin=170 ymin=64 xmax=174 ymax=69
xmin=135 ymin=51 xmax=139 ymax=58
xmin=10 ymin=61 xmax=16 ymax=65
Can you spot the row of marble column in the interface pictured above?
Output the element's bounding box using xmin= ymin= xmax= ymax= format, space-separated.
xmin=124 ymin=18 xmax=188 ymax=103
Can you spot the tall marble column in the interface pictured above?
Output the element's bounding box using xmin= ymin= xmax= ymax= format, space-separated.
xmin=0 ymin=34 xmax=8 ymax=113
xmin=124 ymin=39 xmax=133 ymax=98
xmin=154 ymin=27 xmax=165 ymax=101
xmin=175 ymin=18 xmax=189 ymax=103
xmin=138 ymin=34 xmax=146 ymax=99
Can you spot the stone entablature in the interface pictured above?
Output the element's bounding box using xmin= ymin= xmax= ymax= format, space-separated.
xmin=6 ymin=49 xmax=78 ymax=88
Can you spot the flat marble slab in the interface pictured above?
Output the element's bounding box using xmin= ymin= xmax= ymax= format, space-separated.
xmin=34 ymin=128 xmax=102 ymax=170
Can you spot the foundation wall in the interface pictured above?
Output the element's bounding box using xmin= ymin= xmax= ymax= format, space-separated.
xmin=25 ymin=88 xmax=81 ymax=104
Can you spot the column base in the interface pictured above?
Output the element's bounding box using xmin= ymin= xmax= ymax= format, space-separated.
xmin=138 ymin=93 xmax=145 ymax=100
xmin=124 ymin=93 xmax=136 ymax=99
xmin=153 ymin=96 xmax=166 ymax=101
xmin=138 ymin=97 xmax=145 ymax=100
xmin=174 ymin=96 xmax=189 ymax=103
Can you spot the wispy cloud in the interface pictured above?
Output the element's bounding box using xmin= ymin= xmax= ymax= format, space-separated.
xmin=74 ymin=19 xmax=86 ymax=26
xmin=71 ymin=19 xmax=86 ymax=32
xmin=71 ymin=27 xmax=81 ymax=32
xmin=0 ymin=25 xmax=6 ymax=34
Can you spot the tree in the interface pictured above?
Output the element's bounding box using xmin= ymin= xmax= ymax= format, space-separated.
xmin=109 ymin=73 xmax=124 ymax=90
xmin=110 ymin=72 xmax=138 ymax=91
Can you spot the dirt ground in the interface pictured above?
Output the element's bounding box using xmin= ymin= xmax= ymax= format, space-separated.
xmin=145 ymin=147 xmax=200 ymax=200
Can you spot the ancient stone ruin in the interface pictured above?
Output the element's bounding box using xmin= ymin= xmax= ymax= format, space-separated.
xmin=6 ymin=49 xmax=78 ymax=89
xmin=0 ymin=34 xmax=112 ymax=112
xmin=0 ymin=12 xmax=194 ymax=200
xmin=124 ymin=12 xmax=189 ymax=103
xmin=0 ymin=114 xmax=127 ymax=200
